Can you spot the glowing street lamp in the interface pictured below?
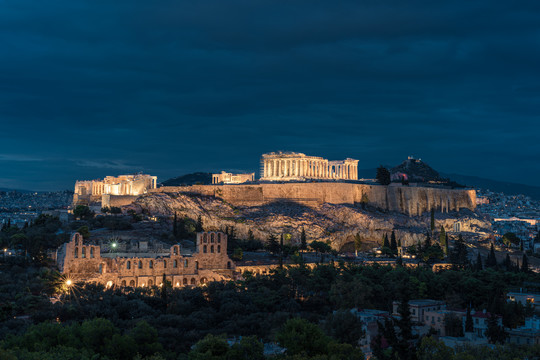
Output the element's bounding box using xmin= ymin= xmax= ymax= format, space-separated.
xmin=66 ymin=279 xmax=72 ymax=286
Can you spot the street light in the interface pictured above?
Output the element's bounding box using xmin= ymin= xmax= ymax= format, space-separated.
xmin=66 ymin=279 xmax=72 ymax=286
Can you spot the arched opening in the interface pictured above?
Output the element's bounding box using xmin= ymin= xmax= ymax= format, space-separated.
xmin=74 ymin=247 xmax=78 ymax=258
xmin=211 ymin=245 xmax=214 ymax=253
xmin=217 ymin=233 xmax=221 ymax=243
xmin=227 ymin=261 xmax=231 ymax=269
xmin=126 ymin=261 xmax=131 ymax=269
xmin=200 ymin=277 xmax=207 ymax=284
xmin=174 ymin=260 xmax=178 ymax=268
xmin=129 ymin=280 xmax=135 ymax=287
xmin=217 ymin=245 xmax=221 ymax=253
xmin=90 ymin=248 xmax=94 ymax=258
xmin=203 ymin=245 xmax=207 ymax=253
xmin=138 ymin=260 xmax=143 ymax=269
xmin=184 ymin=259 xmax=188 ymax=267
xmin=149 ymin=260 xmax=153 ymax=269
xmin=211 ymin=233 xmax=215 ymax=243
xmin=121 ymin=280 xmax=126 ymax=286
xmin=190 ymin=278 xmax=196 ymax=285
xmin=173 ymin=246 xmax=178 ymax=255
xmin=195 ymin=261 xmax=199 ymax=270
xmin=163 ymin=260 xmax=167 ymax=268
xmin=106 ymin=281 xmax=113 ymax=288
xmin=203 ymin=233 xmax=207 ymax=243
xmin=81 ymin=247 xmax=86 ymax=258
xmin=183 ymin=278 xmax=188 ymax=285
xmin=99 ymin=264 xmax=103 ymax=274
xmin=148 ymin=279 xmax=153 ymax=286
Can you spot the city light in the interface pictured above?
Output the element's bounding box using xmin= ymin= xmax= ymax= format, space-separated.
xmin=66 ymin=279 xmax=72 ymax=286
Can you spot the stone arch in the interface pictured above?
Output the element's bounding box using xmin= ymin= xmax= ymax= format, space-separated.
xmin=203 ymin=245 xmax=207 ymax=253
xmin=126 ymin=261 xmax=131 ymax=269
xmin=90 ymin=247 xmax=94 ymax=258
xmin=200 ymin=277 xmax=207 ymax=284
xmin=121 ymin=280 xmax=126 ymax=286
xmin=227 ymin=261 xmax=231 ymax=269
xmin=98 ymin=264 xmax=103 ymax=274
xmin=217 ymin=245 xmax=221 ymax=253
xmin=218 ymin=233 xmax=221 ymax=243
xmin=183 ymin=278 xmax=188 ymax=285
xmin=211 ymin=245 xmax=214 ymax=253
xmin=163 ymin=260 xmax=167 ymax=268
xmin=174 ymin=259 xmax=178 ymax=268
xmin=173 ymin=246 xmax=178 ymax=255
xmin=74 ymin=247 xmax=78 ymax=258
xmin=149 ymin=260 xmax=153 ymax=269
xmin=184 ymin=259 xmax=188 ymax=267
xmin=138 ymin=260 xmax=143 ymax=269
xmin=106 ymin=281 xmax=113 ymax=288
xmin=190 ymin=278 xmax=196 ymax=285
xmin=81 ymin=247 xmax=86 ymax=258
xmin=148 ymin=279 xmax=153 ymax=286
xmin=211 ymin=233 xmax=215 ymax=243
xmin=203 ymin=233 xmax=208 ymax=243
xmin=129 ymin=280 xmax=135 ymax=287
xmin=195 ymin=260 xmax=199 ymax=270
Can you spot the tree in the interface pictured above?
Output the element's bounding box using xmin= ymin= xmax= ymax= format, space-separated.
xmin=451 ymin=235 xmax=468 ymax=267
xmin=504 ymin=253 xmax=513 ymax=271
xmin=424 ymin=232 xmax=431 ymax=248
xmin=475 ymin=253 xmax=483 ymax=271
xmin=502 ymin=232 xmax=520 ymax=247
xmin=521 ymin=253 xmax=529 ymax=273
xmin=323 ymin=310 xmax=365 ymax=346
xmin=189 ymin=334 xmax=230 ymax=360
xmin=444 ymin=234 xmax=449 ymax=256
xmin=485 ymin=243 xmax=497 ymax=268
xmin=173 ymin=213 xmax=178 ymax=238
xmin=465 ymin=306 xmax=473 ymax=333
xmin=266 ymin=234 xmax=280 ymax=254
xmin=383 ymin=233 xmax=390 ymax=249
xmin=276 ymin=318 xmax=329 ymax=357
xmin=376 ymin=166 xmax=391 ymax=185
xmin=76 ymin=226 xmax=90 ymax=240
xmin=486 ymin=313 xmax=506 ymax=344
xmin=439 ymin=226 xmax=446 ymax=253
xmin=227 ymin=336 xmax=265 ymax=360
xmin=196 ymin=215 xmax=204 ymax=232
xmin=300 ymin=227 xmax=307 ymax=251
xmin=390 ymin=231 xmax=397 ymax=254
xmin=430 ymin=208 xmax=435 ymax=233
xmin=73 ymin=205 xmax=93 ymax=220
xmin=417 ymin=336 xmax=454 ymax=360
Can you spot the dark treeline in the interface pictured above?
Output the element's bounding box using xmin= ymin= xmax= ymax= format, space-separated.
xmin=1 ymin=257 xmax=540 ymax=359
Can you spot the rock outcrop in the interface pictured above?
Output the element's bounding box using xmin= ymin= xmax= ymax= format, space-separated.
xmin=126 ymin=191 xmax=490 ymax=251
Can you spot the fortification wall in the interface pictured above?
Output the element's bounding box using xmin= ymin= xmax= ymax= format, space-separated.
xmin=151 ymin=183 xmax=476 ymax=216
xmin=102 ymin=195 xmax=140 ymax=208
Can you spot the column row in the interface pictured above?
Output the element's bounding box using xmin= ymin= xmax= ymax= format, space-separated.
xmin=264 ymin=159 xmax=358 ymax=180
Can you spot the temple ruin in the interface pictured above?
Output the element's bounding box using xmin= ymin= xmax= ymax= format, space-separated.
xmin=212 ymin=171 xmax=255 ymax=184
xmin=260 ymin=151 xmax=359 ymax=181
xmin=73 ymin=174 xmax=157 ymax=206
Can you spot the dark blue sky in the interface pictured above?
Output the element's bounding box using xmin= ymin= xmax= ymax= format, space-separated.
xmin=1 ymin=0 xmax=539 ymax=191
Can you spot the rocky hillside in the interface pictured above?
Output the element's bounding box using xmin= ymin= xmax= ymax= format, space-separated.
xmin=125 ymin=190 xmax=491 ymax=251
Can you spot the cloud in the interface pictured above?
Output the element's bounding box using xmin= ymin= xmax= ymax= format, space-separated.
xmin=0 ymin=154 xmax=43 ymax=162
xmin=75 ymin=160 xmax=140 ymax=171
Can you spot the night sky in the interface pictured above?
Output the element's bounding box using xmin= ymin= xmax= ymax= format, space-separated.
xmin=1 ymin=1 xmax=539 ymax=191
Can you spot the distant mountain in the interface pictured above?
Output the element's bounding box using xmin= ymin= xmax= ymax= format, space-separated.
xmin=160 ymin=172 xmax=213 ymax=186
xmin=441 ymin=173 xmax=540 ymax=200
xmin=0 ymin=188 xmax=33 ymax=193
xmin=391 ymin=157 xmax=443 ymax=183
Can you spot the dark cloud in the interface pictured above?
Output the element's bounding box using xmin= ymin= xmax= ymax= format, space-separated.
xmin=0 ymin=0 xmax=539 ymax=190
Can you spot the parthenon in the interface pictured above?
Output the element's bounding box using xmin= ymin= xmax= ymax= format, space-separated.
xmin=260 ymin=151 xmax=359 ymax=181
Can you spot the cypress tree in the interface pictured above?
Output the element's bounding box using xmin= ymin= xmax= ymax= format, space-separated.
xmin=390 ymin=230 xmax=397 ymax=252
xmin=465 ymin=306 xmax=474 ymax=332
xmin=504 ymin=253 xmax=512 ymax=271
xmin=445 ymin=234 xmax=449 ymax=255
xmin=475 ymin=253 xmax=483 ymax=271
xmin=196 ymin=215 xmax=204 ymax=232
xmin=439 ymin=226 xmax=446 ymax=250
xmin=424 ymin=232 xmax=431 ymax=248
xmin=383 ymin=233 xmax=390 ymax=249
xmin=486 ymin=243 xmax=497 ymax=268
xmin=300 ymin=227 xmax=307 ymax=251
xmin=522 ymin=254 xmax=529 ymax=273
xmin=173 ymin=213 xmax=178 ymax=237
xmin=520 ymin=240 xmax=524 ymax=252
xmin=267 ymin=234 xmax=279 ymax=254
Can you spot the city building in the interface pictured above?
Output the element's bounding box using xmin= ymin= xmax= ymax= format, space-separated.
xmin=260 ymin=151 xmax=358 ymax=181
xmin=392 ymin=299 xmax=446 ymax=323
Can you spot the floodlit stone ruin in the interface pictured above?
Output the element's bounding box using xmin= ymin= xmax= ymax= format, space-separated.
xmin=212 ymin=171 xmax=255 ymax=184
xmin=57 ymin=231 xmax=235 ymax=287
xmin=260 ymin=151 xmax=359 ymax=181
xmin=73 ymin=174 xmax=157 ymax=206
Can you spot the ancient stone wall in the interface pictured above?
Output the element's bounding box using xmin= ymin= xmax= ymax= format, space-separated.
xmin=57 ymin=232 xmax=235 ymax=287
xmin=102 ymin=195 xmax=140 ymax=208
xmin=151 ymin=183 xmax=476 ymax=216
